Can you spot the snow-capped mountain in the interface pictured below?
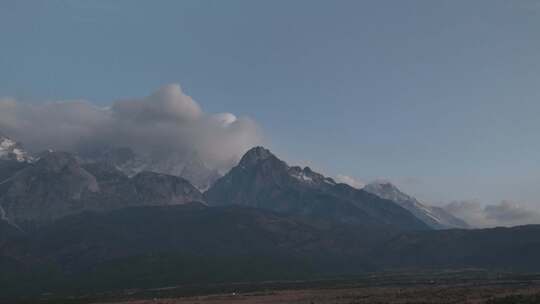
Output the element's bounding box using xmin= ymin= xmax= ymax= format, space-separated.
xmin=288 ymin=165 xmax=338 ymax=188
xmin=206 ymin=147 xmax=429 ymax=230
xmin=0 ymin=150 xmax=205 ymax=224
xmin=79 ymin=146 xmax=221 ymax=191
xmin=0 ymin=133 xmax=221 ymax=191
xmin=363 ymin=181 xmax=470 ymax=229
xmin=0 ymin=134 xmax=33 ymax=162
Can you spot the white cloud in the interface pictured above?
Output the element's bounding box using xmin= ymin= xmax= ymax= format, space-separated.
xmin=0 ymin=84 xmax=262 ymax=171
xmin=211 ymin=113 xmax=238 ymax=127
xmin=112 ymin=84 xmax=202 ymax=123
xmin=335 ymin=174 xmax=365 ymax=189
xmin=443 ymin=200 xmax=540 ymax=228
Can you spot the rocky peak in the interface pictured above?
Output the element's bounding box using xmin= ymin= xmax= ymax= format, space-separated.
xmin=0 ymin=151 xmax=103 ymax=223
xmin=78 ymin=146 xmax=220 ymax=191
xmin=363 ymin=181 xmax=412 ymax=204
xmin=364 ymin=181 xmax=469 ymax=229
xmin=238 ymin=146 xmax=277 ymax=167
xmin=288 ymin=166 xmax=336 ymax=187
xmin=179 ymin=156 xmax=221 ymax=191
xmin=206 ymin=147 xmax=429 ymax=230
xmin=131 ymin=171 xmax=205 ymax=205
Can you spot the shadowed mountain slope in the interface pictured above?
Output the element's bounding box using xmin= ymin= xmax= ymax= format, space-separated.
xmin=369 ymin=225 xmax=540 ymax=271
xmin=206 ymin=147 xmax=428 ymax=231
xmin=0 ymin=151 xmax=204 ymax=225
xmin=364 ymin=181 xmax=469 ymax=229
xmin=1 ymin=205 xmax=540 ymax=300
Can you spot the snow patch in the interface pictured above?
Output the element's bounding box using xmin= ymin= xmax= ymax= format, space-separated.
xmin=290 ymin=170 xmax=314 ymax=183
xmin=0 ymin=136 xmax=33 ymax=162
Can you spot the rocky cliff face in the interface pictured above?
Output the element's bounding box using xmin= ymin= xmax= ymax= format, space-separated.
xmin=364 ymin=182 xmax=470 ymax=229
xmin=0 ymin=151 xmax=204 ymax=225
xmin=131 ymin=171 xmax=205 ymax=205
xmin=78 ymin=146 xmax=221 ymax=191
xmin=206 ymin=147 xmax=429 ymax=231
xmin=0 ymin=152 xmax=101 ymax=223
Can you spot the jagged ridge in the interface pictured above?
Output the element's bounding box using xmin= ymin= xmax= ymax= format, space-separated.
xmin=206 ymin=147 xmax=429 ymax=231
xmin=364 ymin=181 xmax=469 ymax=229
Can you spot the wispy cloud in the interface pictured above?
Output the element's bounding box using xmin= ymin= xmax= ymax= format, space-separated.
xmin=335 ymin=174 xmax=365 ymax=189
xmin=443 ymin=200 xmax=540 ymax=228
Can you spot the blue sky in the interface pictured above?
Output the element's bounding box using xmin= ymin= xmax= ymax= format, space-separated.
xmin=1 ymin=0 xmax=539 ymax=207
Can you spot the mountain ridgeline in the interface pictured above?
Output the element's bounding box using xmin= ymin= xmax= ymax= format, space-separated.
xmin=363 ymin=182 xmax=470 ymax=229
xmin=1 ymin=137 xmax=540 ymax=300
xmin=206 ymin=147 xmax=428 ymax=230
xmin=78 ymin=145 xmax=221 ymax=191
xmin=0 ymin=141 xmax=428 ymax=231
xmin=0 ymin=151 xmax=204 ymax=225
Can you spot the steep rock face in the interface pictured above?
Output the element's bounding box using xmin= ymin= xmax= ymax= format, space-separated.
xmin=0 ymin=151 xmax=204 ymax=224
xmin=79 ymin=146 xmax=221 ymax=191
xmin=82 ymin=162 xmax=141 ymax=209
xmin=177 ymin=156 xmax=221 ymax=191
xmin=131 ymin=171 xmax=205 ymax=205
xmin=364 ymin=182 xmax=469 ymax=229
xmin=84 ymin=162 xmax=205 ymax=206
xmin=0 ymin=152 xmax=100 ymax=223
xmin=206 ymin=147 xmax=429 ymax=231
xmin=429 ymin=206 xmax=471 ymax=228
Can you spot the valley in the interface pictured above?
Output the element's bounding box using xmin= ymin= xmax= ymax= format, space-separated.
xmin=11 ymin=271 xmax=540 ymax=304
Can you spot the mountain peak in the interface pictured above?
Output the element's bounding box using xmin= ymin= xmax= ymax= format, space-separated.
xmin=206 ymin=148 xmax=429 ymax=230
xmin=364 ymin=181 xmax=413 ymax=204
xmin=364 ymin=181 xmax=469 ymax=229
xmin=238 ymin=146 xmax=276 ymax=166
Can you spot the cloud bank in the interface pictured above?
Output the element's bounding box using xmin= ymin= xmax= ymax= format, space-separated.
xmin=0 ymin=84 xmax=262 ymax=170
xmin=443 ymin=200 xmax=540 ymax=228
xmin=335 ymin=174 xmax=365 ymax=189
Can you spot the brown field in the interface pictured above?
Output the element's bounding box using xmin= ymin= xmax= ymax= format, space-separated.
xmin=97 ymin=285 xmax=540 ymax=304
xmin=94 ymin=272 xmax=540 ymax=304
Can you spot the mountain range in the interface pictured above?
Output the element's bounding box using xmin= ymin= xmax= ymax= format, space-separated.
xmin=363 ymin=181 xmax=470 ymax=229
xmin=206 ymin=146 xmax=428 ymax=230
xmin=1 ymin=133 xmax=539 ymax=300
xmin=0 ymin=135 xmax=440 ymax=230
xmin=0 ymin=150 xmax=203 ymax=226
xmin=0 ymin=134 xmax=469 ymax=229
xmin=78 ymin=145 xmax=221 ymax=191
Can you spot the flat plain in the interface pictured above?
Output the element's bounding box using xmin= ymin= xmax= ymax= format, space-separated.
xmin=90 ymin=272 xmax=540 ymax=304
xmin=98 ymin=285 xmax=540 ymax=304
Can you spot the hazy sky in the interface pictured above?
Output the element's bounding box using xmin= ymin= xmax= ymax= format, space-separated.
xmin=1 ymin=0 xmax=539 ymax=209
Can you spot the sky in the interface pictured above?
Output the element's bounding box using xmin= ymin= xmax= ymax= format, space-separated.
xmin=1 ymin=0 xmax=540 ymax=217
